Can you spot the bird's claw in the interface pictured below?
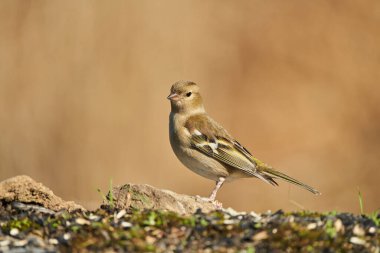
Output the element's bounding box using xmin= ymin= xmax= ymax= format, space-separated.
xmin=195 ymin=195 xmax=223 ymax=209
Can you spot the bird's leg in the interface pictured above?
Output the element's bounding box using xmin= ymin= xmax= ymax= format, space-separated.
xmin=209 ymin=177 xmax=225 ymax=201
xmin=196 ymin=177 xmax=225 ymax=209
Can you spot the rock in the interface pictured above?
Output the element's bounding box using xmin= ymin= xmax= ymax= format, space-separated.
xmin=0 ymin=175 xmax=84 ymax=212
xmin=104 ymin=183 xmax=217 ymax=215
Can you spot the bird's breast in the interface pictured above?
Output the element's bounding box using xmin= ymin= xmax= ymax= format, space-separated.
xmin=169 ymin=113 xmax=229 ymax=181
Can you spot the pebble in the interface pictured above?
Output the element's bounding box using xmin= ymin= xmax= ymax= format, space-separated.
xmin=0 ymin=240 xmax=10 ymax=247
xmin=307 ymin=223 xmax=317 ymax=230
xmin=224 ymin=207 xmax=241 ymax=216
xmin=48 ymin=238 xmax=59 ymax=245
xmin=12 ymin=202 xmax=55 ymax=215
xmin=226 ymin=225 xmax=234 ymax=230
xmin=75 ymin=218 xmax=90 ymax=225
xmin=253 ymin=231 xmax=268 ymax=241
xmin=334 ymin=219 xmax=344 ymax=233
xmin=353 ymin=224 xmax=365 ymax=237
xmin=100 ymin=230 xmax=110 ymax=241
xmin=13 ymin=239 xmax=28 ymax=247
xmin=249 ymin=211 xmax=262 ymax=221
xmin=116 ymin=209 xmax=127 ymax=219
xmin=28 ymin=236 xmax=44 ymax=247
xmin=10 ymin=228 xmax=19 ymax=236
xmin=223 ymin=219 xmax=236 ymax=225
xmin=89 ymin=214 xmax=101 ymax=221
xmin=121 ymin=221 xmax=132 ymax=228
xmin=146 ymin=235 xmax=156 ymax=244
xmin=350 ymin=236 xmax=366 ymax=245
xmin=369 ymin=227 xmax=376 ymax=234
xmin=63 ymin=233 xmax=71 ymax=241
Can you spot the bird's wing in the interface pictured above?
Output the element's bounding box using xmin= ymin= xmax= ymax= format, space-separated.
xmin=184 ymin=114 xmax=278 ymax=185
xmin=184 ymin=114 xmax=320 ymax=195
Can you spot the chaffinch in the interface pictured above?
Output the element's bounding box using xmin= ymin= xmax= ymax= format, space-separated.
xmin=168 ymin=81 xmax=320 ymax=203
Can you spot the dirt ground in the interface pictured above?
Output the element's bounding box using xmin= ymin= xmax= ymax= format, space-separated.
xmin=0 ymin=176 xmax=379 ymax=252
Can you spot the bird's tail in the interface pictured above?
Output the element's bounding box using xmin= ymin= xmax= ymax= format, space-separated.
xmin=259 ymin=166 xmax=321 ymax=195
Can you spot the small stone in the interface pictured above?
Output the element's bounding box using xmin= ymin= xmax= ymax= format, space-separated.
xmin=10 ymin=228 xmax=19 ymax=236
xmin=307 ymin=223 xmax=317 ymax=230
xmin=226 ymin=225 xmax=233 ymax=230
xmin=89 ymin=214 xmax=101 ymax=221
xmin=49 ymin=238 xmax=59 ymax=245
xmin=116 ymin=209 xmax=127 ymax=219
xmin=146 ymin=235 xmax=156 ymax=244
xmin=369 ymin=227 xmax=376 ymax=234
xmin=272 ymin=228 xmax=278 ymax=234
xmin=334 ymin=219 xmax=344 ymax=233
xmin=223 ymin=219 xmax=236 ymax=225
xmin=63 ymin=233 xmax=71 ymax=240
xmin=100 ymin=230 xmax=110 ymax=241
xmin=353 ymin=224 xmax=365 ymax=236
xmin=121 ymin=221 xmax=132 ymax=228
xmin=249 ymin=211 xmax=262 ymax=221
xmin=224 ymin=207 xmax=240 ymax=216
xmin=48 ymin=238 xmax=59 ymax=245
xmin=253 ymin=231 xmax=268 ymax=241
xmin=350 ymin=236 xmax=366 ymax=245
xmin=27 ymin=236 xmax=44 ymax=247
xmin=75 ymin=218 xmax=90 ymax=225
xmin=0 ymin=240 xmax=10 ymax=247
xmin=13 ymin=240 xmax=28 ymax=247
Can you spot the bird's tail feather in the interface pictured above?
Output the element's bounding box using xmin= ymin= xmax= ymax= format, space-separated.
xmin=260 ymin=167 xmax=321 ymax=195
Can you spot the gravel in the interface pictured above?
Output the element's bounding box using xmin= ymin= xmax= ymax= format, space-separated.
xmin=0 ymin=201 xmax=379 ymax=252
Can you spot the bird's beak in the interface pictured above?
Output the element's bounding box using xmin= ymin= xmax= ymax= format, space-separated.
xmin=167 ymin=93 xmax=180 ymax=101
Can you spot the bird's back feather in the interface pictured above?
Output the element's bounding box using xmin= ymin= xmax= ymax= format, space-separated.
xmin=185 ymin=113 xmax=320 ymax=195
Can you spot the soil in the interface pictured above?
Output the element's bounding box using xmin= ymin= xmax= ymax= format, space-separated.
xmin=0 ymin=176 xmax=378 ymax=252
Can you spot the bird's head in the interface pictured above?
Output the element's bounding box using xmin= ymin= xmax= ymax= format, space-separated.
xmin=167 ymin=81 xmax=205 ymax=114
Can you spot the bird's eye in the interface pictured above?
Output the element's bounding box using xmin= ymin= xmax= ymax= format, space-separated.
xmin=186 ymin=92 xmax=192 ymax=97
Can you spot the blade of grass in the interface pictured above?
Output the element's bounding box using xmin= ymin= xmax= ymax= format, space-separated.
xmin=358 ymin=188 xmax=364 ymax=215
xmin=109 ymin=178 xmax=114 ymax=209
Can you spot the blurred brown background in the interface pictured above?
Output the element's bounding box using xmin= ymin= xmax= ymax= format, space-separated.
xmin=1 ymin=1 xmax=379 ymax=213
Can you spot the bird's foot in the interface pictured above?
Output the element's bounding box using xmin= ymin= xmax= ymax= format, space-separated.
xmin=195 ymin=195 xmax=223 ymax=209
xmin=212 ymin=200 xmax=223 ymax=209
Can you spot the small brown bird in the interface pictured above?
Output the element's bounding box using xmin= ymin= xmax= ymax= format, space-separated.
xmin=168 ymin=81 xmax=320 ymax=203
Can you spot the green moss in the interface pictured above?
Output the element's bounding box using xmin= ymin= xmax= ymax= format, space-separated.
xmin=324 ymin=220 xmax=337 ymax=238
xmin=181 ymin=216 xmax=196 ymax=227
xmin=2 ymin=217 xmax=39 ymax=233
xmin=70 ymin=225 xmax=81 ymax=233
xmin=143 ymin=211 xmax=158 ymax=226
xmin=145 ymin=244 xmax=156 ymax=252
xmin=367 ymin=211 xmax=380 ymax=226
xmin=243 ymin=247 xmax=255 ymax=253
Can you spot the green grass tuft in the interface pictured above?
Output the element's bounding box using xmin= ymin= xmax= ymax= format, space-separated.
xmin=358 ymin=188 xmax=364 ymax=215
xmin=97 ymin=178 xmax=115 ymax=209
